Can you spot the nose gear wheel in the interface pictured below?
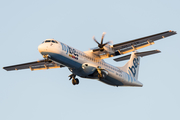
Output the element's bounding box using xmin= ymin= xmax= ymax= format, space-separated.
xmin=69 ymin=74 xmax=79 ymax=85
xmin=72 ymin=78 xmax=79 ymax=85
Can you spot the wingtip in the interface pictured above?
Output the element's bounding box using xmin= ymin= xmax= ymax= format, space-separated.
xmin=169 ymin=30 xmax=177 ymax=34
xmin=156 ymin=50 xmax=161 ymax=52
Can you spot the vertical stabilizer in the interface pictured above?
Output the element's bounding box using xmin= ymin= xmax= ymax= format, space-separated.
xmin=119 ymin=52 xmax=140 ymax=80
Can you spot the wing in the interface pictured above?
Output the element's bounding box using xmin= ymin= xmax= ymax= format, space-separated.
xmin=91 ymin=30 xmax=177 ymax=59
xmin=112 ymin=30 xmax=176 ymax=54
xmin=3 ymin=59 xmax=65 ymax=71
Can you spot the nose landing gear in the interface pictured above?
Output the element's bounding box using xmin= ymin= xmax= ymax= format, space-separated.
xmin=72 ymin=78 xmax=79 ymax=85
xmin=69 ymin=74 xmax=79 ymax=85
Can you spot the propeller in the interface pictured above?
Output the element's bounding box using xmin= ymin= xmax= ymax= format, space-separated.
xmin=93 ymin=32 xmax=110 ymax=51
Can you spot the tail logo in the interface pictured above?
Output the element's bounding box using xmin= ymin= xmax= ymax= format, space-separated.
xmin=129 ymin=58 xmax=139 ymax=77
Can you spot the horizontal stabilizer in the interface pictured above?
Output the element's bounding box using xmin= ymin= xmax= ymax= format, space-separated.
xmin=114 ymin=50 xmax=161 ymax=62
xmin=135 ymin=50 xmax=161 ymax=57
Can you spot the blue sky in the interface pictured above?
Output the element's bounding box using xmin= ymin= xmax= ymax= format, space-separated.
xmin=0 ymin=0 xmax=180 ymax=120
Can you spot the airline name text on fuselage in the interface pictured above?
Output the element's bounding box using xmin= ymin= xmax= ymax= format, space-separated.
xmin=60 ymin=42 xmax=78 ymax=60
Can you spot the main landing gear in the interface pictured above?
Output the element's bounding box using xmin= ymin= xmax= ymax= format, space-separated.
xmin=97 ymin=66 xmax=106 ymax=80
xmin=69 ymin=74 xmax=79 ymax=85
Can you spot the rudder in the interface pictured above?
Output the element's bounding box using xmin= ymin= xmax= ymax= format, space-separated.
xmin=119 ymin=52 xmax=140 ymax=81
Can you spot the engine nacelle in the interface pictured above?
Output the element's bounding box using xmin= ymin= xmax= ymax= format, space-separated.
xmin=103 ymin=44 xmax=114 ymax=54
xmin=82 ymin=63 xmax=97 ymax=75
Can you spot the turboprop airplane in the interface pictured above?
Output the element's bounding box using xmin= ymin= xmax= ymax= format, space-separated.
xmin=3 ymin=30 xmax=177 ymax=87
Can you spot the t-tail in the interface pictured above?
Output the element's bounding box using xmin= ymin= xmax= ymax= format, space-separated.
xmin=115 ymin=50 xmax=161 ymax=86
xmin=119 ymin=52 xmax=140 ymax=81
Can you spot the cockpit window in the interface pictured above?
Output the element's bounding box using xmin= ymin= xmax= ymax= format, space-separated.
xmin=43 ymin=40 xmax=58 ymax=44
xmin=45 ymin=40 xmax=51 ymax=43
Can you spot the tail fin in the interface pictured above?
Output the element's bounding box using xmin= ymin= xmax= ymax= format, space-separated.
xmin=119 ymin=52 xmax=140 ymax=80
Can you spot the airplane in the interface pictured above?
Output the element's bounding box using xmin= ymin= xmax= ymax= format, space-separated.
xmin=3 ymin=30 xmax=177 ymax=87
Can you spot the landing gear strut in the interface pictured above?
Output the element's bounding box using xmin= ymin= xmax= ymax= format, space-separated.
xmin=97 ymin=66 xmax=105 ymax=80
xmin=69 ymin=74 xmax=79 ymax=85
xmin=98 ymin=73 xmax=106 ymax=80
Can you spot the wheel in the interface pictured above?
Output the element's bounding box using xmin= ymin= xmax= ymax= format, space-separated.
xmin=98 ymin=74 xmax=102 ymax=79
xmin=72 ymin=78 xmax=79 ymax=85
xmin=75 ymin=78 xmax=79 ymax=85
xmin=72 ymin=79 xmax=76 ymax=85
xmin=102 ymin=73 xmax=106 ymax=78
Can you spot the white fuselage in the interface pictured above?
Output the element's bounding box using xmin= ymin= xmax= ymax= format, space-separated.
xmin=38 ymin=41 xmax=142 ymax=87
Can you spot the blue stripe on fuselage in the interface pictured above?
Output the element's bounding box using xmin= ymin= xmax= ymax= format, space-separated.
xmin=41 ymin=52 xmax=82 ymax=69
xmin=99 ymin=75 xmax=124 ymax=86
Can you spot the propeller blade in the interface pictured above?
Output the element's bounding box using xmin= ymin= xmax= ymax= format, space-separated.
xmin=92 ymin=48 xmax=101 ymax=52
xmin=102 ymin=41 xmax=110 ymax=46
xmin=93 ymin=36 xmax=100 ymax=45
xmin=100 ymin=32 xmax=106 ymax=45
xmin=92 ymin=32 xmax=109 ymax=51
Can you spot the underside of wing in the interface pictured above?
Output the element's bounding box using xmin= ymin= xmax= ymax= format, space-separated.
xmin=3 ymin=59 xmax=65 ymax=71
xmin=91 ymin=30 xmax=176 ymax=59
xmin=112 ymin=30 xmax=176 ymax=54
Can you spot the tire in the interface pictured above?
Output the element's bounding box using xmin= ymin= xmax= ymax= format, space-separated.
xmin=75 ymin=78 xmax=79 ymax=85
xmin=72 ymin=79 xmax=76 ymax=85
xmin=102 ymin=73 xmax=106 ymax=78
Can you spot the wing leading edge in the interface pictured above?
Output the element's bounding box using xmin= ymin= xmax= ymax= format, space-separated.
xmin=91 ymin=30 xmax=177 ymax=59
xmin=112 ymin=30 xmax=176 ymax=53
xmin=3 ymin=59 xmax=65 ymax=71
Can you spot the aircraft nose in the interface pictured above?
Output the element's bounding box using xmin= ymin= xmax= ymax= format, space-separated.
xmin=38 ymin=44 xmax=45 ymax=54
